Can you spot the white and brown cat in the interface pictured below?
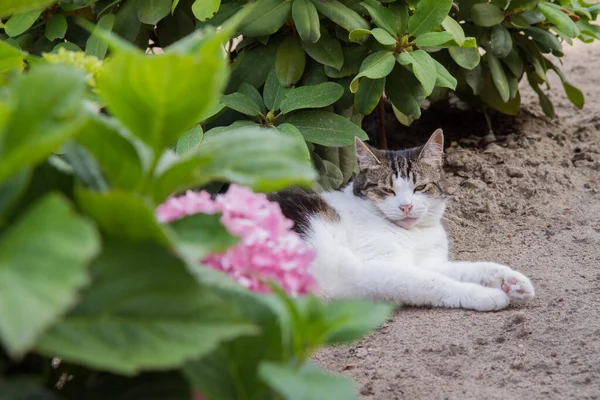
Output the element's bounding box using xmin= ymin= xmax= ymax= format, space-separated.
xmin=270 ymin=129 xmax=535 ymax=311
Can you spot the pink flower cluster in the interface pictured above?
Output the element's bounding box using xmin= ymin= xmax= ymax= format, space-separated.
xmin=156 ymin=185 xmax=317 ymax=296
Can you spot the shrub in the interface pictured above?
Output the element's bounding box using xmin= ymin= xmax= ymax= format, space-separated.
xmin=0 ymin=4 xmax=393 ymax=399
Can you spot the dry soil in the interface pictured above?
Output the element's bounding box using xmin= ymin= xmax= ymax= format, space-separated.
xmin=314 ymin=41 xmax=600 ymax=399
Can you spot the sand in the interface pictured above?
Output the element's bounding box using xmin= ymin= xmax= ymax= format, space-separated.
xmin=314 ymin=41 xmax=600 ymax=399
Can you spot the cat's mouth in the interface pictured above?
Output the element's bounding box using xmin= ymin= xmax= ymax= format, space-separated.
xmin=397 ymin=217 xmax=419 ymax=228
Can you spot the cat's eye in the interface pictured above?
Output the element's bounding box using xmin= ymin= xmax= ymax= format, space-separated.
xmin=381 ymin=188 xmax=395 ymax=195
xmin=414 ymin=184 xmax=428 ymax=192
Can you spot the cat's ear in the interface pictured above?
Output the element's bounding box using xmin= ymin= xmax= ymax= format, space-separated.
xmin=418 ymin=129 xmax=444 ymax=166
xmin=355 ymin=137 xmax=380 ymax=169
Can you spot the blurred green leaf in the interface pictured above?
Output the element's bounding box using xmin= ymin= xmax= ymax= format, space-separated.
xmin=0 ymin=40 xmax=24 ymax=76
xmin=350 ymin=50 xmax=395 ymax=93
xmin=538 ymin=2 xmax=579 ymax=38
xmin=272 ymin=123 xmax=311 ymax=160
xmin=44 ymin=14 xmax=67 ymax=41
xmin=0 ymin=194 xmax=100 ymax=358
xmin=192 ymin=0 xmax=221 ymax=21
xmin=136 ymin=0 xmax=171 ymax=25
xmin=175 ymin=125 xmax=204 ymax=155
xmin=562 ymin=81 xmax=584 ymax=109
xmin=280 ymin=82 xmax=345 ymax=114
xmin=318 ymin=159 xmax=344 ymax=190
xmin=113 ymin=0 xmax=142 ymax=42
xmin=487 ymin=52 xmax=510 ymax=102
xmin=500 ymin=47 xmax=523 ymax=77
xmin=526 ymin=27 xmax=563 ymax=56
xmin=408 ymin=0 xmax=453 ymax=37
xmin=527 ymin=72 xmax=554 ymax=117
xmin=0 ymin=0 xmax=55 ymax=18
xmin=470 ymin=3 xmax=505 ymax=27
xmin=0 ymin=169 xmax=30 ymax=223
xmin=490 ymin=24 xmax=512 ymax=58
xmin=239 ymin=0 xmax=291 ymax=37
xmin=86 ymin=13 xmax=116 ymax=59
xmin=4 ymin=8 xmax=43 ymax=37
xmin=228 ymin=41 xmax=279 ymax=91
xmin=284 ymin=110 xmax=368 ymax=146
xmin=276 ymin=36 xmax=307 ymax=87
xmin=293 ymin=0 xmax=321 ymax=43
xmin=222 ymin=92 xmax=262 ymax=116
xmin=397 ymin=50 xmax=437 ymax=96
xmin=310 ymin=0 xmax=369 ymax=33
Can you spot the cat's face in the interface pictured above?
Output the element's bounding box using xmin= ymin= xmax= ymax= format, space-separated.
xmin=352 ymin=129 xmax=447 ymax=229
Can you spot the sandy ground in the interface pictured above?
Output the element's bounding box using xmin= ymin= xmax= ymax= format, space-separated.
xmin=314 ymin=41 xmax=600 ymax=399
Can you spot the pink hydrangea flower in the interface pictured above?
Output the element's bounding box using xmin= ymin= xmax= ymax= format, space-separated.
xmin=156 ymin=185 xmax=317 ymax=296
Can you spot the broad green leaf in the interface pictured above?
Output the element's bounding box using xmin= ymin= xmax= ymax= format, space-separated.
xmin=526 ymin=27 xmax=563 ymax=56
xmin=371 ymin=27 xmax=397 ymax=45
xmin=272 ymin=123 xmax=311 ymax=160
xmin=396 ymin=50 xmax=437 ymax=96
xmin=432 ymin=59 xmax=456 ymax=89
xmin=175 ymin=125 xmax=204 ymax=155
xmin=0 ymin=40 xmax=24 ymax=76
xmin=75 ymin=116 xmax=144 ymax=190
xmin=414 ymin=31 xmax=454 ymax=47
xmin=407 ymin=0 xmax=453 ymax=37
xmin=350 ymin=50 xmax=395 ymax=93
xmin=310 ymin=0 xmax=369 ymax=32
xmin=501 ymin=47 xmax=523 ymax=77
xmin=97 ymin=31 xmax=228 ymax=155
xmin=153 ymin=126 xmax=316 ymax=201
xmin=470 ymin=3 xmax=506 ymax=27
xmin=228 ymin=41 xmax=278 ymax=91
xmin=86 ymin=13 xmax=116 ymax=60
xmin=389 ymin=1 xmax=409 ymax=35
xmin=318 ymin=159 xmax=344 ymax=190
xmin=172 ymin=0 xmax=180 ymax=13
xmin=464 ymin=63 xmax=484 ymax=95
xmin=386 ymin=64 xmax=426 ymax=119
xmin=448 ymin=46 xmax=480 ymax=69
xmin=259 ymin=362 xmax=357 ymax=400
xmin=284 ymin=110 xmax=368 ymax=146
xmin=302 ymin=36 xmax=344 ymax=70
xmin=275 ymin=36 xmax=306 ymax=87
xmin=4 ymin=8 xmax=43 ymax=37
xmin=0 ymin=194 xmax=100 ymax=357
xmin=441 ymin=15 xmax=465 ymax=46
xmin=562 ymin=81 xmax=584 ymax=109
xmin=349 ymin=29 xmax=374 ymax=42
xmin=361 ymin=0 xmax=399 ymax=36
xmin=136 ymin=0 xmax=172 ymax=25
xmin=392 ymin=104 xmax=415 ymax=126
xmin=490 ymin=24 xmax=512 ymax=58
xmin=293 ymin=0 xmax=321 ymax=43
xmin=239 ymin=0 xmax=292 ymax=37
xmin=62 ymin=142 xmax=110 ymax=191
xmin=487 ymin=53 xmax=510 ymax=102
xmin=516 ymin=36 xmax=547 ymax=81
xmin=221 ymin=92 xmax=262 ymax=116
xmin=509 ymin=13 xmax=531 ymax=28
xmin=192 ymin=0 xmax=221 ymax=21
xmin=0 ymin=0 xmax=55 ymax=18
xmin=527 ymin=73 xmax=554 ymax=117
xmin=238 ymin=83 xmax=267 ymax=114
xmin=264 ymin=68 xmax=290 ymax=111
xmin=507 ymin=73 xmax=518 ymax=99
xmin=37 ymin=241 xmax=255 ymax=374
xmin=479 ymin=75 xmax=521 ymax=115
xmin=280 ymin=82 xmax=345 ymax=114
xmin=113 ymin=0 xmax=142 ymax=42
xmin=0 ymin=64 xmax=87 ymax=184
xmin=320 ymin=299 xmax=393 ymax=344
xmin=0 ymin=169 xmax=30 ymax=222
xmin=354 ymin=77 xmax=384 ymax=114
xmin=538 ymin=2 xmax=579 ymax=38
xmin=44 ymin=14 xmax=67 ymax=41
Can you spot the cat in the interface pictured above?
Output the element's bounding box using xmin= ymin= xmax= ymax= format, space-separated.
xmin=269 ymin=129 xmax=535 ymax=311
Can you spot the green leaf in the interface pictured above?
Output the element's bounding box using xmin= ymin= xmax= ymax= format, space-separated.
xmin=192 ymin=0 xmax=221 ymax=21
xmin=0 ymin=194 xmax=100 ymax=358
xmin=0 ymin=0 xmax=55 ymax=18
xmin=152 ymin=126 xmax=316 ymax=200
xmin=414 ymin=31 xmax=454 ymax=47
xmin=221 ymin=92 xmax=262 ymax=116
xmin=37 ymin=241 xmax=255 ymax=374
xmin=464 ymin=63 xmax=484 ymax=95
xmin=487 ymin=53 xmax=510 ymax=102
xmin=96 ymin=30 xmax=228 ymax=155
xmin=239 ymin=0 xmax=292 ymax=37
xmin=0 ymin=40 xmax=24 ymax=76
xmin=238 ymin=83 xmax=267 ymax=114
xmin=280 ymin=82 xmax=345 ymax=114
xmin=318 ymin=159 xmax=344 ymax=190
xmin=525 ymin=27 xmax=563 ymax=56
xmin=470 ymin=3 xmax=506 ymax=27
xmin=260 ymin=362 xmax=358 ymax=400
xmin=396 ymin=50 xmax=437 ymax=96
xmin=86 ymin=13 xmax=116 ymax=60
xmin=44 ymin=14 xmax=67 ymax=41
xmin=527 ymin=72 xmax=554 ymax=117
xmin=350 ymin=50 xmax=395 ymax=93
xmin=501 ymin=47 xmax=523 ymax=77
xmin=302 ymin=36 xmax=344 ymax=70
xmin=136 ymin=0 xmax=171 ymax=25
xmin=441 ymin=15 xmax=465 ymax=46
xmin=324 ymin=45 xmax=367 ymax=78
xmin=320 ymin=299 xmax=393 ymax=344
xmin=389 ymin=1 xmax=409 ymax=36
xmin=4 ymin=8 xmax=43 ymax=37
xmin=272 ymin=123 xmax=311 ymax=160
xmin=509 ymin=13 xmax=531 ymax=28
xmin=175 ymin=125 xmax=204 ymax=155
xmin=62 ymin=142 xmax=110 ymax=191
xmin=432 ymin=59 xmax=456 ymax=89
xmin=562 ymin=81 xmax=584 ymax=109
xmin=0 ymin=169 xmax=30 ymax=223
xmin=284 ymin=110 xmax=368 ymax=146
xmin=538 ymin=2 xmax=579 ymax=38
xmin=490 ymin=24 xmax=512 ymax=58
xmin=371 ymin=27 xmax=397 ymax=46
xmin=228 ymin=41 xmax=278 ymax=91
xmin=113 ymin=0 xmax=142 ymax=42
xmin=293 ymin=0 xmax=321 ymax=43
xmin=0 ymin=64 xmax=87 ymax=184
xmin=360 ymin=0 xmax=399 ymax=36
xmin=448 ymin=46 xmax=480 ymax=69
xmin=264 ymin=68 xmax=291 ymax=111
xmin=276 ymin=36 xmax=306 ymax=87
xmin=392 ymin=104 xmax=415 ymax=126
xmin=479 ymin=75 xmax=521 ymax=115
xmin=354 ymin=77 xmax=384 ymax=114
xmin=407 ymin=0 xmax=453 ymax=37
xmin=310 ymin=0 xmax=369 ymax=32
xmin=385 ymin=64 xmax=426 ymax=119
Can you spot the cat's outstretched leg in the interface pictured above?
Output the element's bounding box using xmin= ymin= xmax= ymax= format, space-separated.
xmin=423 ymin=261 xmax=535 ymax=304
xmin=330 ymin=262 xmax=511 ymax=312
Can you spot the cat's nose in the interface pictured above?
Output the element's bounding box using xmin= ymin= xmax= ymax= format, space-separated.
xmin=399 ymin=204 xmax=413 ymax=214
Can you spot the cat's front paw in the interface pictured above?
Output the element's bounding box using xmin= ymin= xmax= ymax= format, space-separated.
xmin=461 ymin=286 xmax=509 ymax=312
xmin=479 ymin=263 xmax=535 ymax=304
